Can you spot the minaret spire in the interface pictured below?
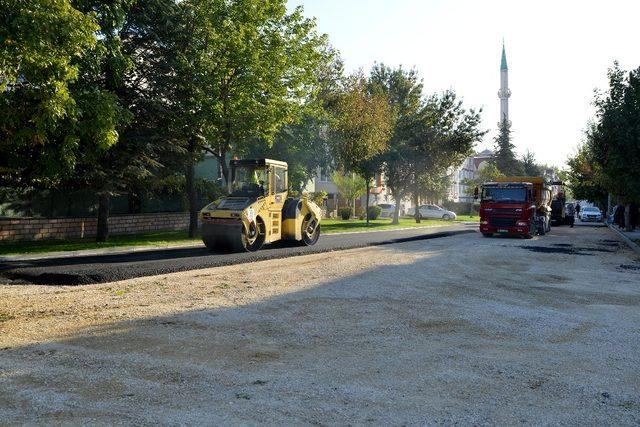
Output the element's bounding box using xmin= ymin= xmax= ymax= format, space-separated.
xmin=498 ymin=41 xmax=511 ymax=126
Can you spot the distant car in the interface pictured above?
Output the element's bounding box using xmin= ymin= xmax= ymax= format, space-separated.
xmin=579 ymin=206 xmax=602 ymax=222
xmin=377 ymin=203 xmax=396 ymax=218
xmin=405 ymin=204 xmax=457 ymax=220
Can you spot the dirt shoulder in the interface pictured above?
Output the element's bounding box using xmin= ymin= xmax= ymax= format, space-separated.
xmin=1 ymin=225 xmax=639 ymax=424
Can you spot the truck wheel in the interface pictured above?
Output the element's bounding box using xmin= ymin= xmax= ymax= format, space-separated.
xmin=301 ymin=214 xmax=320 ymax=246
xmin=241 ymin=219 xmax=265 ymax=252
xmin=482 ymin=233 xmax=493 ymax=238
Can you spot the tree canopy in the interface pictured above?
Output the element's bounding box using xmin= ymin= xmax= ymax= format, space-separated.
xmin=0 ymin=0 xmax=97 ymax=185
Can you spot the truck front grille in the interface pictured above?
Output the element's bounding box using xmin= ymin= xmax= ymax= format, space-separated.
xmin=489 ymin=217 xmax=516 ymax=227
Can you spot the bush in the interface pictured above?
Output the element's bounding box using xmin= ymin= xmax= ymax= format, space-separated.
xmin=441 ymin=200 xmax=479 ymax=216
xmin=338 ymin=207 xmax=352 ymax=220
xmin=367 ymin=205 xmax=382 ymax=220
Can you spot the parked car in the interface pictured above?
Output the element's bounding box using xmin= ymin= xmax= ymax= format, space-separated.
xmin=405 ymin=204 xmax=457 ymax=220
xmin=578 ymin=206 xmax=602 ymax=222
xmin=377 ymin=203 xmax=396 ymax=218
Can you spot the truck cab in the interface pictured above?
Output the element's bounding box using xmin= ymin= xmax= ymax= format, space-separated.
xmin=477 ymin=177 xmax=552 ymax=238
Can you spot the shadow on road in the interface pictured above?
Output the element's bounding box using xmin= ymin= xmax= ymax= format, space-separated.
xmin=1 ymin=226 xmax=638 ymax=424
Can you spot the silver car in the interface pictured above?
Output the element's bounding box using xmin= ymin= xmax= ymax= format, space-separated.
xmin=579 ymin=206 xmax=602 ymax=222
xmin=377 ymin=203 xmax=396 ymax=218
xmin=405 ymin=204 xmax=457 ymax=220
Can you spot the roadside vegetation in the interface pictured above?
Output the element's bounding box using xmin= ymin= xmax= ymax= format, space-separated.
xmin=1 ymin=0 xmax=485 ymax=245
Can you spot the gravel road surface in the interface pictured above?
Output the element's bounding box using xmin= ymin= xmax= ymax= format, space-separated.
xmin=0 ymin=225 xmax=473 ymax=285
xmin=1 ymin=224 xmax=639 ymax=424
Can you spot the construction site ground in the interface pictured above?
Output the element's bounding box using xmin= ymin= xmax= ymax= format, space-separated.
xmin=1 ymin=224 xmax=639 ymax=424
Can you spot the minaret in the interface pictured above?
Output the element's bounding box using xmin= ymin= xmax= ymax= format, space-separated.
xmin=498 ymin=42 xmax=511 ymax=127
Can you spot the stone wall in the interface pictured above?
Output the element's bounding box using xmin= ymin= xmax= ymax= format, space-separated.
xmin=0 ymin=212 xmax=190 ymax=241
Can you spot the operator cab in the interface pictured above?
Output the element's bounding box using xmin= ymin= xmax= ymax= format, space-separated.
xmin=229 ymin=159 xmax=288 ymax=198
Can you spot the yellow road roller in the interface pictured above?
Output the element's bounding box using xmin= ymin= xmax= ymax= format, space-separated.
xmin=199 ymin=159 xmax=322 ymax=252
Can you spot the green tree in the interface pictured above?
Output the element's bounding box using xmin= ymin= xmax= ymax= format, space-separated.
xmin=566 ymin=139 xmax=607 ymax=207
xmin=331 ymin=172 xmax=366 ymax=214
xmin=520 ymin=149 xmax=542 ymax=176
xmin=589 ymin=62 xmax=640 ymax=229
xmin=69 ymin=0 xmax=168 ymax=242
xmin=493 ymin=120 xmax=521 ymax=176
xmin=330 ymin=74 xmax=393 ymax=224
xmin=169 ymin=0 xmax=329 ymax=235
xmin=405 ymin=91 xmax=483 ymax=223
xmin=244 ymin=47 xmax=344 ymax=192
xmin=463 ymin=163 xmax=503 ymax=197
xmin=173 ymin=0 xmax=328 ymax=182
xmin=371 ymin=65 xmax=483 ymax=223
xmin=0 ymin=0 xmax=97 ymax=185
xmin=369 ymin=65 xmax=423 ymax=224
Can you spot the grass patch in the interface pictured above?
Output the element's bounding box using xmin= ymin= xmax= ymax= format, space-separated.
xmin=454 ymin=214 xmax=479 ymax=222
xmin=321 ymin=217 xmax=455 ymax=234
xmin=0 ymin=230 xmax=199 ymax=256
xmin=0 ymin=312 xmax=15 ymax=323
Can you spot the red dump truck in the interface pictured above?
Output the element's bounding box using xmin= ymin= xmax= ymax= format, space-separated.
xmin=475 ymin=177 xmax=554 ymax=238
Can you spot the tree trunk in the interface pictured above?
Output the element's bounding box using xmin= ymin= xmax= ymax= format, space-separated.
xmin=186 ymin=137 xmax=199 ymax=238
xmin=392 ymin=194 xmax=402 ymax=225
xmin=413 ymin=192 xmax=421 ymax=223
xmin=365 ymin=178 xmax=370 ymax=225
xmin=625 ymin=203 xmax=632 ymax=232
xmin=96 ymin=192 xmax=110 ymax=242
xmin=216 ymin=150 xmax=229 ymax=187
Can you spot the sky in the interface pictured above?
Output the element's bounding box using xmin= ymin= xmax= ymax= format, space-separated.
xmin=286 ymin=0 xmax=640 ymax=167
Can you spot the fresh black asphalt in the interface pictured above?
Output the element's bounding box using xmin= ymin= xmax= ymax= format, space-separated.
xmin=0 ymin=226 xmax=476 ymax=286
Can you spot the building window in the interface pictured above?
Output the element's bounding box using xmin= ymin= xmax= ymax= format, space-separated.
xmin=319 ymin=166 xmax=332 ymax=182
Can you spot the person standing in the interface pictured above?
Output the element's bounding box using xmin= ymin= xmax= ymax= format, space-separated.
xmin=565 ymin=203 xmax=575 ymax=227
xmin=575 ymin=202 xmax=581 ymax=219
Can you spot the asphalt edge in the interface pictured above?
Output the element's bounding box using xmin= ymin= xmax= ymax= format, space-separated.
xmin=607 ymin=223 xmax=640 ymax=255
xmin=0 ymin=223 xmax=475 ymax=262
xmin=2 ymin=228 xmax=476 ymax=286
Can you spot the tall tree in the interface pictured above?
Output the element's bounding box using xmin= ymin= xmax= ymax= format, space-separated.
xmin=589 ymin=62 xmax=640 ymax=229
xmin=169 ymin=0 xmax=329 ymax=234
xmin=173 ymin=0 xmax=328 ymax=182
xmin=520 ymin=149 xmax=542 ymax=176
xmin=70 ymin=0 xmax=173 ymax=242
xmin=404 ymin=91 xmax=483 ymax=222
xmin=0 ymin=0 xmax=97 ymax=186
xmin=243 ymin=47 xmax=344 ymax=192
xmin=492 ymin=120 xmax=521 ymax=175
xmin=329 ymin=74 xmax=392 ymax=224
xmin=369 ymin=65 xmax=423 ymax=224
xmin=566 ymin=138 xmax=607 ymax=208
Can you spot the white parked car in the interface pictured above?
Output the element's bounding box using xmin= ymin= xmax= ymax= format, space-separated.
xmin=579 ymin=206 xmax=602 ymax=222
xmin=405 ymin=204 xmax=457 ymax=220
xmin=377 ymin=203 xmax=396 ymax=218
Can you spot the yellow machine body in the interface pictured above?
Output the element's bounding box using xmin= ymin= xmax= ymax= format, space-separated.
xmin=199 ymin=159 xmax=322 ymax=252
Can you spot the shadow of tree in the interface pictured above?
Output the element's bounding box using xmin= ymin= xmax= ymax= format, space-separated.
xmin=1 ymin=230 xmax=639 ymax=424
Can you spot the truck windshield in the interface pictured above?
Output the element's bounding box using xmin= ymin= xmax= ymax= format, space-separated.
xmin=231 ymin=165 xmax=268 ymax=197
xmin=482 ymin=187 xmax=526 ymax=203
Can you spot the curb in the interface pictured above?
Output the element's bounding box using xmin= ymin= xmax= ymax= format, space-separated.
xmin=607 ymin=224 xmax=640 ymax=255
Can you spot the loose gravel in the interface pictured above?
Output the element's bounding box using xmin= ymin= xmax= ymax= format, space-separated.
xmin=1 ymin=225 xmax=639 ymax=424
